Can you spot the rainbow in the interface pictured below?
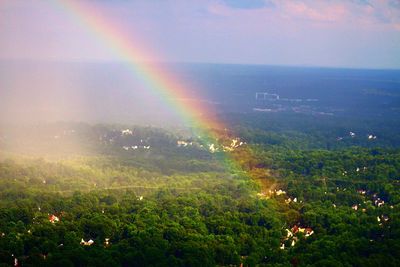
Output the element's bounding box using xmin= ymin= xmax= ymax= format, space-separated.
xmin=53 ymin=0 xmax=271 ymax=190
xmin=54 ymin=0 xmax=221 ymax=132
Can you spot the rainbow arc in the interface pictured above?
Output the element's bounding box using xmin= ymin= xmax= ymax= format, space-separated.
xmin=55 ymin=0 xmax=272 ymax=192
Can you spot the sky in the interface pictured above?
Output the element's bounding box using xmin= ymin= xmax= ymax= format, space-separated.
xmin=0 ymin=0 xmax=400 ymax=69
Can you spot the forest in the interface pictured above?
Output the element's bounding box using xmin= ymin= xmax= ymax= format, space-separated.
xmin=0 ymin=113 xmax=399 ymax=266
xmin=2 ymin=0 xmax=400 ymax=265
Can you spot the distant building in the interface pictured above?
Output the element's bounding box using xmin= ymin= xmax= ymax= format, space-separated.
xmin=255 ymin=92 xmax=279 ymax=101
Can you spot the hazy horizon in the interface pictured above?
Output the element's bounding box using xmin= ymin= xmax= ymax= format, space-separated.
xmin=2 ymin=58 xmax=400 ymax=71
xmin=1 ymin=60 xmax=399 ymax=126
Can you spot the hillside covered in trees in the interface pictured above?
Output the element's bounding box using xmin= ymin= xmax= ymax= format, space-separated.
xmin=0 ymin=114 xmax=399 ymax=266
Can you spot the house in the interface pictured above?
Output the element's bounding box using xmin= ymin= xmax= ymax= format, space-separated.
xmin=177 ymin=140 xmax=189 ymax=147
xmin=223 ymin=145 xmax=233 ymax=152
xmin=80 ymin=239 xmax=94 ymax=246
xmin=121 ymin=129 xmax=133 ymax=136
xmin=286 ymin=229 xmax=293 ymax=238
xmin=291 ymin=225 xmax=314 ymax=237
xmin=282 ymin=226 xmax=314 ymax=249
xmin=209 ymin=144 xmax=217 ymax=153
xmin=357 ymin=189 xmax=367 ymax=195
xmin=374 ymin=198 xmax=385 ymax=207
xmin=380 ymin=215 xmax=389 ymax=222
xmin=49 ymin=214 xmax=60 ymax=224
xmin=304 ymin=228 xmax=314 ymax=237
xmin=276 ymin=189 xmax=286 ymax=196
xmin=231 ymin=139 xmax=238 ymax=148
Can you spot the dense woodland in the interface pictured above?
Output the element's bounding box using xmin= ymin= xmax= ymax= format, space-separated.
xmin=0 ymin=113 xmax=399 ymax=266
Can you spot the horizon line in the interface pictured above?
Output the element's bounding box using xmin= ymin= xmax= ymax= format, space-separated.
xmin=1 ymin=58 xmax=400 ymax=71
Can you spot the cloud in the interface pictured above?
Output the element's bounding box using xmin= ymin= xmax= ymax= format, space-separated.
xmin=221 ymin=0 xmax=274 ymax=9
xmin=275 ymin=1 xmax=348 ymax=23
xmin=351 ymin=0 xmax=372 ymax=6
xmin=264 ymin=0 xmax=400 ymax=29
xmin=1 ymin=0 xmax=399 ymax=68
xmin=389 ymin=0 xmax=400 ymax=8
